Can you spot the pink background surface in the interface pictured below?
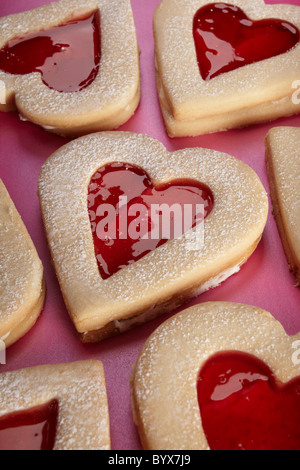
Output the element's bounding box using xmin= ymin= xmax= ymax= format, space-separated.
xmin=0 ymin=0 xmax=300 ymax=450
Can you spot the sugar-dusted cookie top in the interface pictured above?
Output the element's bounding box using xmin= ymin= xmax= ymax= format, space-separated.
xmin=0 ymin=361 xmax=110 ymax=450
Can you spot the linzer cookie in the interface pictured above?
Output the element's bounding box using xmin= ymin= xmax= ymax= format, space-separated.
xmin=38 ymin=132 xmax=268 ymax=343
xmin=131 ymin=302 xmax=300 ymax=450
xmin=0 ymin=179 xmax=45 ymax=348
xmin=154 ymin=0 xmax=300 ymax=137
xmin=0 ymin=0 xmax=140 ymax=136
xmin=265 ymin=127 xmax=300 ymax=285
xmin=0 ymin=361 xmax=110 ymax=450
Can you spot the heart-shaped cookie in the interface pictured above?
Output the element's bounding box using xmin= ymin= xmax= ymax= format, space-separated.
xmin=0 ymin=0 xmax=140 ymax=136
xmin=38 ymin=132 xmax=268 ymax=343
xmin=154 ymin=0 xmax=300 ymax=137
xmin=0 ymin=179 xmax=45 ymax=348
xmin=131 ymin=302 xmax=300 ymax=450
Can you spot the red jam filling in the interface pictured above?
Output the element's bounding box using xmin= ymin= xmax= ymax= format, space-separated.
xmin=88 ymin=162 xmax=214 ymax=280
xmin=193 ymin=3 xmax=300 ymax=81
xmin=197 ymin=351 xmax=300 ymax=450
xmin=0 ymin=400 xmax=59 ymax=450
xmin=0 ymin=11 xmax=101 ymax=93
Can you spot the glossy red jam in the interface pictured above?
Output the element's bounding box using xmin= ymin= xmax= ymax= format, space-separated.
xmin=197 ymin=351 xmax=300 ymax=450
xmin=0 ymin=11 xmax=101 ymax=92
xmin=193 ymin=3 xmax=300 ymax=80
xmin=88 ymin=162 xmax=214 ymax=280
xmin=0 ymin=400 xmax=59 ymax=450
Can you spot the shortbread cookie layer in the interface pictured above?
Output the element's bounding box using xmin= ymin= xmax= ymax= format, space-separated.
xmin=131 ymin=302 xmax=300 ymax=450
xmin=0 ymin=361 xmax=110 ymax=450
xmin=38 ymin=132 xmax=268 ymax=342
xmin=154 ymin=0 xmax=300 ymax=136
xmin=0 ymin=179 xmax=45 ymax=347
xmin=0 ymin=0 xmax=140 ymax=136
xmin=265 ymin=127 xmax=300 ymax=285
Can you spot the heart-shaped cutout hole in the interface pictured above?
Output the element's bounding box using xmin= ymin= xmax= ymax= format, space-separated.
xmin=198 ymin=351 xmax=300 ymax=450
xmin=193 ymin=3 xmax=299 ymax=81
xmin=0 ymin=400 xmax=58 ymax=450
xmin=88 ymin=162 xmax=214 ymax=280
xmin=0 ymin=11 xmax=101 ymax=93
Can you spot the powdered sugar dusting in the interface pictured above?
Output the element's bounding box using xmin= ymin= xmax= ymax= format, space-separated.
xmin=0 ymin=361 xmax=110 ymax=450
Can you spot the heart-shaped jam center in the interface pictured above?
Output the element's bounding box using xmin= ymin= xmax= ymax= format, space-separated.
xmin=0 ymin=400 xmax=58 ymax=450
xmin=88 ymin=162 xmax=214 ymax=280
xmin=0 ymin=11 xmax=101 ymax=93
xmin=193 ymin=3 xmax=300 ymax=81
xmin=198 ymin=351 xmax=300 ymax=450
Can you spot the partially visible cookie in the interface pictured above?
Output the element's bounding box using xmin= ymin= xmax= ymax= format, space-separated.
xmin=0 ymin=361 xmax=110 ymax=450
xmin=0 ymin=179 xmax=45 ymax=347
xmin=265 ymin=127 xmax=300 ymax=285
xmin=131 ymin=302 xmax=300 ymax=450
xmin=154 ymin=0 xmax=300 ymax=137
xmin=0 ymin=0 xmax=140 ymax=136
